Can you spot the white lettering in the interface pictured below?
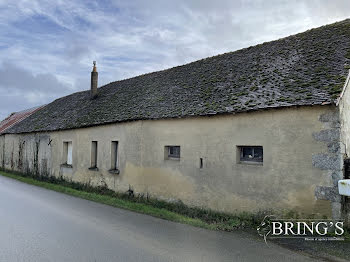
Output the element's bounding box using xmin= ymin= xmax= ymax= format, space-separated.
xmin=296 ymin=222 xmax=302 ymax=235
xmin=272 ymin=222 xmax=283 ymax=235
xmin=303 ymin=222 xmax=314 ymax=235
xmin=315 ymin=222 xmax=328 ymax=236
xmin=284 ymin=222 xmax=294 ymax=235
xmin=335 ymin=222 xmax=344 ymax=236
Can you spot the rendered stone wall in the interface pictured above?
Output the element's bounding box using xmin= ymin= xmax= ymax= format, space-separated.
xmin=338 ymin=72 xmax=350 ymax=223
xmin=0 ymin=105 xmax=340 ymax=217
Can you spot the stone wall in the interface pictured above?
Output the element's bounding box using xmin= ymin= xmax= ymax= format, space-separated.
xmin=313 ymin=111 xmax=344 ymax=220
xmin=0 ymin=105 xmax=341 ymax=217
xmin=338 ymin=71 xmax=350 ymax=224
xmin=0 ymin=133 xmax=52 ymax=176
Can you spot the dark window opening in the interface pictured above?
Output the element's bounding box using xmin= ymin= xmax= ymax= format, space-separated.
xmin=111 ymin=141 xmax=119 ymax=170
xmin=165 ymin=146 xmax=180 ymax=159
xmin=90 ymin=141 xmax=98 ymax=168
xmin=200 ymin=158 xmax=203 ymax=169
xmin=239 ymin=146 xmax=263 ymax=163
xmin=63 ymin=141 xmax=72 ymax=166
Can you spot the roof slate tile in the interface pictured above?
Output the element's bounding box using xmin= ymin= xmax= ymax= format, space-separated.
xmin=5 ymin=19 xmax=350 ymax=134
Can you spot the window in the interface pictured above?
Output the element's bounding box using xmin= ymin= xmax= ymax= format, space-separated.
xmin=63 ymin=141 xmax=73 ymax=166
xmin=90 ymin=141 xmax=98 ymax=168
xmin=111 ymin=141 xmax=119 ymax=170
xmin=165 ymin=146 xmax=180 ymax=160
xmin=238 ymin=146 xmax=263 ymax=164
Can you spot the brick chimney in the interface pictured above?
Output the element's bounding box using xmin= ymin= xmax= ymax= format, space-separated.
xmin=91 ymin=61 xmax=98 ymax=99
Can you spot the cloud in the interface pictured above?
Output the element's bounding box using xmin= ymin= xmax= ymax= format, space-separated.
xmin=0 ymin=63 xmax=71 ymax=93
xmin=0 ymin=63 xmax=72 ymax=120
xmin=0 ymin=0 xmax=349 ymax=120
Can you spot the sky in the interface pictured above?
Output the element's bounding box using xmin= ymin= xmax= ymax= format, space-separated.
xmin=0 ymin=0 xmax=349 ymax=120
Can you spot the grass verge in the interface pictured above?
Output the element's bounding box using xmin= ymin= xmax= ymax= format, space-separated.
xmin=0 ymin=170 xmax=259 ymax=231
xmin=1 ymin=170 xmax=349 ymax=261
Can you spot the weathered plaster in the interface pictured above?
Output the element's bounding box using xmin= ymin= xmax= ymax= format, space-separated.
xmin=0 ymin=105 xmax=339 ymax=217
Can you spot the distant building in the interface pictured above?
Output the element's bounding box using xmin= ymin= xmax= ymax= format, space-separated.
xmin=1 ymin=19 xmax=350 ymax=221
xmin=0 ymin=106 xmax=43 ymax=134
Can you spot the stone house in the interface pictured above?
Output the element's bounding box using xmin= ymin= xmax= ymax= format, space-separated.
xmin=1 ymin=19 xmax=350 ymax=220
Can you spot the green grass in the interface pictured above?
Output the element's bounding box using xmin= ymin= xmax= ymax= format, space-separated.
xmin=0 ymin=170 xmax=258 ymax=231
xmin=1 ymin=169 xmax=350 ymax=262
xmin=3 ymin=169 xmax=347 ymax=236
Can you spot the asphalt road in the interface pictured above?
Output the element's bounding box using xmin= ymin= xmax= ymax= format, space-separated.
xmin=0 ymin=175 xmax=323 ymax=262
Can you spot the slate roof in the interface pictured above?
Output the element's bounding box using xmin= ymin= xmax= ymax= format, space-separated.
xmin=0 ymin=106 xmax=44 ymax=134
xmin=5 ymin=19 xmax=350 ymax=134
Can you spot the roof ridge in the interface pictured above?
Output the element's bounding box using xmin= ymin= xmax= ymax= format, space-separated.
xmin=98 ymin=18 xmax=350 ymax=91
xmin=4 ymin=18 xmax=350 ymax=134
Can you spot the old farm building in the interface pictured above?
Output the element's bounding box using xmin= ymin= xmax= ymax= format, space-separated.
xmin=1 ymin=20 xmax=350 ymax=220
xmin=0 ymin=106 xmax=43 ymax=134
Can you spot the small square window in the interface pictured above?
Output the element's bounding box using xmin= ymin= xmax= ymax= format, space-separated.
xmin=165 ymin=146 xmax=180 ymax=160
xmin=238 ymin=146 xmax=263 ymax=164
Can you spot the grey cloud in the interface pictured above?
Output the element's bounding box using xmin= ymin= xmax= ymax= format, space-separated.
xmin=0 ymin=63 xmax=72 ymax=120
xmin=63 ymin=32 xmax=92 ymax=62
xmin=303 ymin=0 xmax=350 ymax=19
xmin=0 ymin=63 xmax=71 ymax=93
xmin=1 ymin=0 xmax=350 ymax=121
xmin=0 ymin=89 xmax=36 ymax=122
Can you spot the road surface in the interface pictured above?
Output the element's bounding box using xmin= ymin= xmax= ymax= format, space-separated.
xmin=0 ymin=175 xmax=322 ymax=262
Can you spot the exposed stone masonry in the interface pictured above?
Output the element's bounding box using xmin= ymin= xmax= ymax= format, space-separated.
xmin=313 ymin=111 xmax=344 ymax=219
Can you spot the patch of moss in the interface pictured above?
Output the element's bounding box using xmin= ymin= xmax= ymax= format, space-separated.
xmin=332 ymin=93 xmax=340 ymax=99
xmin=345 ymin=49 xmax=350 ymax=59
xmin=328 ymin=84 xmax=343 ymax=95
